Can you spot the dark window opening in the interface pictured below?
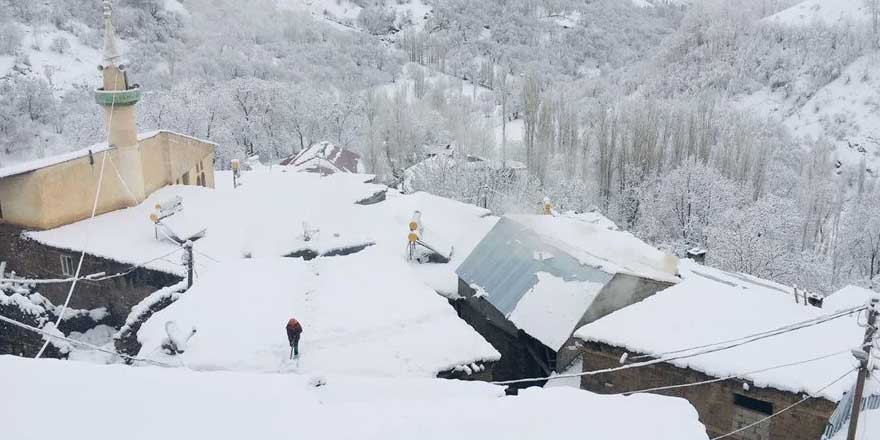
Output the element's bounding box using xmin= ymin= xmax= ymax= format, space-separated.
xmin=734 ymin=394 xmax=773 ymax=415
xmin=0 ymin=199 xmax=4 ymax=220
xmin=60 ymin=254 xmax=75 ymax=276
xmin=201 ymin=172 xmax=206 ymax=187
xmin=182 ymin=172 xmax=190 ymax=185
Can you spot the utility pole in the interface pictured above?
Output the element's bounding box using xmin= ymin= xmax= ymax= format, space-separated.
xmin=183 ymin=241 xmax=194 ymax=288
xmin=846 ymin=296 xmax=879 ymax=440
xmin=231 ymin=159 xmax=241 ymax=189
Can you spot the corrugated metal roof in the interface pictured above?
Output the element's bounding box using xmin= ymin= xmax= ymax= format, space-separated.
xmin=822 ymin=383 xmax=880 ymax=440
xmin=456 ymin=217 xmax=612 ymax=317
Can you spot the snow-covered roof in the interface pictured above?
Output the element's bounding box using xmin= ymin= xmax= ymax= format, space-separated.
xmin=25 ymin=171 xmax=387 ymax=276
xmin=0 ymin=131 xmax=169 ymax=179
xmin=575 ymin=261 xmax=865 ymax=401
xmin=0 ymin=143 xmax=111 ymax=180
xmin=136 ymin=252 xmax=500 ymax=376
xmin=1 ymin=356 xmax=710 ymax=440
xmin=25 ymin=170 xmax=495 ymax=299
xmin=506 ymin=214 xmax=679 ymax=283
xmin=22 ymin=167 xmax=505 ymax=375
xmin=403 ymin=151 xmax=528 ymax=194
xmin=824 ymin=285 xmax=879 ymax=312
xmin=280 ymin=141 xmax=362 ymax=174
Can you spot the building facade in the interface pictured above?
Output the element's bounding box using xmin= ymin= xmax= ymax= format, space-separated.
xmin=0 ymin=1 xmax=213 ymax=346
xmin=0 ymin=1 xmax=215 ymax=231
xmin=578 ymin=341 xmax=836 ymax=440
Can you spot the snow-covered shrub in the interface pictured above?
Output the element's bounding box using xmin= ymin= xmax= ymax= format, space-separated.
xmin=49 ymin=36 xmax=70 ymax=54
xmin=0 ymin=280 xmax=67 ymax=358
xmin=0 ymin=20 xmax=22 ymax=55
xmin=358 ymin=6 xmax=396 ymax=35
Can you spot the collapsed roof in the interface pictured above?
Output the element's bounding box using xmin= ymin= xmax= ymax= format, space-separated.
xmin=457 ymin=213 xmax=679 ymax=351
xmin=280 ymin=141 xmax=363 ymax=175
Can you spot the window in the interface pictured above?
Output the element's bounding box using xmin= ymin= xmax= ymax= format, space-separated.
xmin=734 ymin=394 xmax=773 ymax=415
xmin=181 ymin=172 xmax=190 ymax=186
xmin=0 ymin=199 xmax=4 ymax=221
xmin=60 ymin=254 xmax=75 ymax=276
xmin=201 ymin=172 xmax=207 ymax=187
xmin=732 ymin=394 xmax=773 ymax=440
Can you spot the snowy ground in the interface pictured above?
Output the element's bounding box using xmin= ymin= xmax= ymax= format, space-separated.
xmin=0 ymin=356 xmax=710 ymax=440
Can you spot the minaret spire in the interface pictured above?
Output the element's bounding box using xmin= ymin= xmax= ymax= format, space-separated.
xmin=95 ymin=0 xmax=146 ymax=204
xmin=102 ymin=0 xmax=122 ymax=68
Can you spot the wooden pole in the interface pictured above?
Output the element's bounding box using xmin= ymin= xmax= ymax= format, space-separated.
xmin=846 ymin=297 xmax=879 ymax=440
xmin=184 ymin=241 xmax=194 ymax=289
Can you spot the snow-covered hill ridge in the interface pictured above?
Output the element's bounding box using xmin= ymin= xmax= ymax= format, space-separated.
xmin=0 ymin=25 xmax=101 ymax=94
xmin=785 ymin=52 xmax=880 ymax=169
xmin=275 ymin=0 xmax=432 ymax=32
xmin=767 ymin=0 xmax=873 ymax=26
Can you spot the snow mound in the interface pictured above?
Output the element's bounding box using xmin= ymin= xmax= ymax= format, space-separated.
xmin=0 ymin=356 xmax=710 ymax=440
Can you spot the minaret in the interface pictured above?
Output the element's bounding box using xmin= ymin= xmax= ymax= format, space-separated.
xmin=95 ymin=0 xmax=146 ymax=203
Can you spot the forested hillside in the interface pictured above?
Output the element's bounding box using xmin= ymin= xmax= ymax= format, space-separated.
xmin=3 ymin=0 xmax=880 ymax=294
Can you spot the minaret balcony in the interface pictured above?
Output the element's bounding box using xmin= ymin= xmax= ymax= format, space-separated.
xmin=95 ymin=85 xmax=142 ymax=107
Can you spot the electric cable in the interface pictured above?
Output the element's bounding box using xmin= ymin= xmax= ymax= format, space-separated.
xmin=492 ymin=307 xmax=865 ymax=386
xmin=611 ymin=348 xmax=857 ymax=396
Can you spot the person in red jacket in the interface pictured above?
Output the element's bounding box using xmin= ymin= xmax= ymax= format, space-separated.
xmin=286 ymin=318 xmax=303 ymax=358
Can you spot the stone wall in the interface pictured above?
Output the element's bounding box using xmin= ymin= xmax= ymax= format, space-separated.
xmin=579 ymin=341 xmax=836 ymax=440
xmin=0 ymin=223 xmax=182 ymax=327
xmin=0 ymin=298 xmax=64 ymax=358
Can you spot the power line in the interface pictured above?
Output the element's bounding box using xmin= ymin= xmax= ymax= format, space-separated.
xmin=611 ymin=348 xmax=856 ymax=396
xmin=492 ymin=307 xmax=864 ymax=386
xmin=0 ymin=313 xmax=173 ymax=368
xmin=628 ymin=305 xmax=866 ymax=362
xmin=711 ymin=368 xmax=857 ymax=440
xmin=193 ymin=250 xmax=221 ymax=263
